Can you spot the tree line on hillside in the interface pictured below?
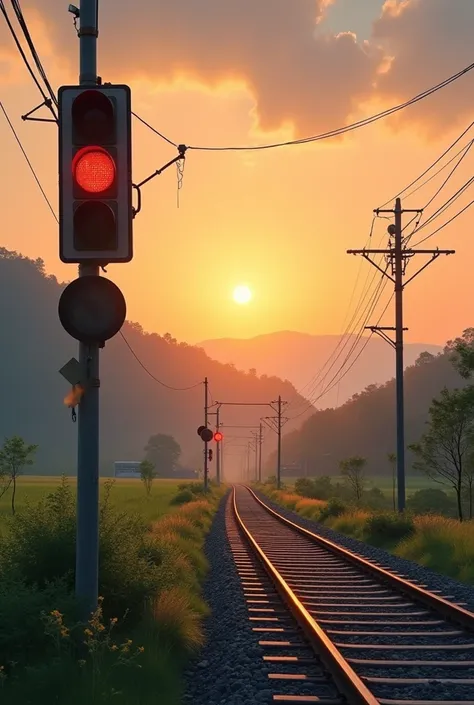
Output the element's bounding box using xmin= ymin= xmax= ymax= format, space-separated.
xmin=0 ymin=248 xmax=312 ymax=474
xmin=269 ymin=330 xmax=473 ymax=479
xmin=274 ymin=329 xmax=474 ymax=522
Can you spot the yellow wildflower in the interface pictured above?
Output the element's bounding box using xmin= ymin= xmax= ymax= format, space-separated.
xmin=84 ymin=628 xmax=93 ymax=637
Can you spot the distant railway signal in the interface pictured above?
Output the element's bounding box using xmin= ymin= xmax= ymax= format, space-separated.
xmin=208 ymin=449 xmax=213 ymax=462
xmin=198 ymin=427 xmax=213 ymax=443
xmin=58 ymin=84 xmax=133 ymax=264
xmin=214 ymin=431 xmax=223 ymax=442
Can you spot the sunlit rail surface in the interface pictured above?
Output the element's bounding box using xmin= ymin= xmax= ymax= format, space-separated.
xmin=230 ymin=486 xmax=474 ymax=705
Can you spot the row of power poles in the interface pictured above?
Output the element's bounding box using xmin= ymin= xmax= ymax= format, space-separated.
xmin=348 ymin=198 xmax=455 ymax=512
xmin=197 ymin=379 xmax=287 ymax=489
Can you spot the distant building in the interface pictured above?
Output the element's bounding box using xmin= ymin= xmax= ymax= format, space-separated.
xmin=114 ymin=461 xmax=141 ymax=478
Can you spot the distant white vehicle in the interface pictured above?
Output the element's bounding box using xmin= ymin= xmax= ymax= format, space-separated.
xmin=114 ymin=461 xmax=141 ymax=478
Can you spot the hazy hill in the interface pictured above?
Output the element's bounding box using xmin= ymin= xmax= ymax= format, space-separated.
xmin=0 ymin=248 xmax=313 ymax=475
xmin=269 ymin=346 xmax=466 ymax=477
xmin=199 ymin=331 xmax=442 ymax=408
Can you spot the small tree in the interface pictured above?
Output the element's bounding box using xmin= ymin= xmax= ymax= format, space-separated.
xmin=140 ymin=459 xmax=156 ymax=496
xmin=339 ymin=456 xmax=366 ymax=503
xmin=387 ymin=452 xmax=396 ymax=511
xmin=409 ymin=387 xmax=474 ymax=522
xmin=144 ymin=434 xmax=181 ymax=477
xmin=0 ymin=435 xmax=38 ymax=514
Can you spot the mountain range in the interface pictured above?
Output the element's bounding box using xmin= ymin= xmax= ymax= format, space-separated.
xmin=0 ymin=248 xmax=313 ymax=475
xmin=199 ymin=332 xmax=442 ymax=409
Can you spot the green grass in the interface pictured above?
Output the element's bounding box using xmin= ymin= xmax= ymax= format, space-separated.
xmin=0 ymin=477 xmax=186 ymax=533
xmin=364 ymin=475 xmax=440 ymax=497
xmin=0 ymin=476 xmax=226 ymax=704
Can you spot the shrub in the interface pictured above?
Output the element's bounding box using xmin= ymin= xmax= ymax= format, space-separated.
xmin=407 ymin=488 xmax=457 ymax=516
xmin=364 ymin=512 xmax=414 ymax=547
xmin=326 ymin=510 xmax=370 ymax=539
xmin=149 ymin=587 xmax=205 ymax=652
xmin=318 ymin=497 xmax=347 ymax=521
xmin=294 ymin=497 xmax=327 ymax=520
xmin=171 ymin=489 xmax=194 ymax=505
xmin=362 ymin=486 xmax=391 ymax=511
xmin=152 ymin=514 xmax=202 ymax=544
xmin=294 ymin=478 xmax=316 ymax=498
xmin=0 ymin=577 xmax=78 ymax=667
xmin=395 ymin=515 xmax=474 ymax=583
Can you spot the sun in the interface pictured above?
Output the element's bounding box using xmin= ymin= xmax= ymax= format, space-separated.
xmin=233 ymin=284 xmax=252 ymax=305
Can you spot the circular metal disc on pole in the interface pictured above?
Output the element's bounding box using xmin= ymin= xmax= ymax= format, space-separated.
xmin=58 ymin=275 xmax=126 ymax=344
xmin=197 ymin=425 xmax=206 ymax=436
xmin=200 ymin=427 xmax=213 ymax=443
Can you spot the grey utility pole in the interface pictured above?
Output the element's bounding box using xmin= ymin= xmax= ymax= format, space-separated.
xmin=215 ymin=405 xmax=221 ymax=485
xmin=76 ymin=0 xmax=100 ymax=617
xmin=348 ymin=197 xmax=454 ymax=512
xmin=258 ymin=421 xmax=263 ymax=482
xmin=204 ymin=376 xmax=209 ymax=490
xmin=276 ymin=395 xmax=283 ymax=489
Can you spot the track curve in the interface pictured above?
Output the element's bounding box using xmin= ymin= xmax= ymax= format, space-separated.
xmin=231 ymin=485 xmax=474 ymax=705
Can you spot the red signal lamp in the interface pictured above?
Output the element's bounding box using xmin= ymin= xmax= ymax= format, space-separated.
xmin=73 ymin=146 xmax=116 ymax=193
xmin=214 ymin=431 xmax=223 ymax=442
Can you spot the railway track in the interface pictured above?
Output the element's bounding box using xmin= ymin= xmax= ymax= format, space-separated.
xmin=230 ymin=485 xmax=474 ymax=705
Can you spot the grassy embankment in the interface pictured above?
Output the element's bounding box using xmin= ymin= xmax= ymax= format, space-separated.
xmin=256 ymin=485 xmax=474 ymax=585
xmin=0 ymin=476 xmax=226 ymax=704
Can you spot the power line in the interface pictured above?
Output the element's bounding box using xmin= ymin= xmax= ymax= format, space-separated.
xmin=134 ymin=61 xmax=474 ymax=153
xmin=0 ymin=100 xmax=58 ymax=222
xmin=412 ymin=197 xmax=474 ymax=247
xmin=378 ymin=119 xmax=474 ymax=209
xmin=0 ymin=1 xmax=57 ymax=120
xmin=413 ymin=174 xmax=474 ymax=236
xmin=10 ymin=0 xmax=58 ymax=110
xmin=119 ymin=330 xmax=202 ymax=391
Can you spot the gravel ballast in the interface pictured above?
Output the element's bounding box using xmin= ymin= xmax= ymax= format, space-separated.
xmin=182 ymin=492 xmax=270 ymax=705
xmin=255 ymin=490 xmax=474 ymax=613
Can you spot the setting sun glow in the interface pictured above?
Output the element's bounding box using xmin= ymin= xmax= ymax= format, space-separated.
xmin=233 ymin=284 xmax=252 ymax=305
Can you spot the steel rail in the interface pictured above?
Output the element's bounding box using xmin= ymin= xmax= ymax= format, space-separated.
xmin=244 ymin=486 xmax=474 ymax=631
xmin=232 ymin=487 xmax=380 ymax=705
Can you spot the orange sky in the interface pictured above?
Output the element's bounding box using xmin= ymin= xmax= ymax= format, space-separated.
xmin=0 ymin=0 xmax=473 ymax=346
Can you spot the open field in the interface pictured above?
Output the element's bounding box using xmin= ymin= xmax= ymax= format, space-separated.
xmin=0 ymin=476 xmax=187 ymax=532
xmin=281 ymin=475 xmax=440 ymax=497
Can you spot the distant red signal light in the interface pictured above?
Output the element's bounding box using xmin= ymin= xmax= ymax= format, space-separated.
xmin=214 ymin=432 xmax=223 ymax=442
xmin=73 ymin=146 xmax=116 ymax=193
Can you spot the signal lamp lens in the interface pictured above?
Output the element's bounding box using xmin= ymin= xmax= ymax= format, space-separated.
xmin=214 ymin=432 xmax=223 ymax=442
xmin=74 ymin=201 xmax=116 ymax=251
xmin=73 ymin=147 xmax=116 ymax=193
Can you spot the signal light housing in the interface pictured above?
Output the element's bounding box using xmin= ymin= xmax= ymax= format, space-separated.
xmin=208 ymin=449 xmax=213 ymax=462
xmin=59 ymin=84 xmax=132 ymax=264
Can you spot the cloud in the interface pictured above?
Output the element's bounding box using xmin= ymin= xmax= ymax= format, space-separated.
xmin=372 ymin=0 xmax=474 ymax=136
xmin=2 ymin=0 xmax=470 ymax=141
xmin=2 ymin=0 xmax=381 ymax=138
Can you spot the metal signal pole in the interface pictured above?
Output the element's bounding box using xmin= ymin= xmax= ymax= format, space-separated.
xmin=204 ymin=376 xmax=209 ymax=490
xmin=258 ymin=421 xmax=263 ymax=482
xmin=76 ymin=0 xmax=100 ymax=618
xmin=348 ymin=197 xmax=455 ymax=512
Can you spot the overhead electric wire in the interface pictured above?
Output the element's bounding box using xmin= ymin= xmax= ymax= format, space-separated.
xmin=0 ymin=1 xmax=57 ymax=120
xmin=412 ymin=197 xmax=474 ymax=247
xmin=119 ymin=330 xmax=203 ymax=391
xmin=10 ymin=0 xmax=58 ymax=110
xmin=286 ymin=223 xmax=389 ymax=412
xmin=0 ymin=100 xmax=58 ymax=222
xmin=133 ymin=61 xmax=474 ymax=153
xmin=289 ymin=287 xmax=393 ymax=421
xmin=378 ymin=119 xmax=474 ymax=209
xmin=411 ymin=174 xmax=474 ymax=237
xmin=288 ymin=271 xmax=389 ymax=418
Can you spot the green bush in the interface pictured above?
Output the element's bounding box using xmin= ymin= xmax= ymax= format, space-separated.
xmin=364 ymin=512 xmax=414 ymax=546
xmin=294 ymin=478 xmax=316 ymax=497
xmin=318 ymin=497 xmax=347 ymax=521
xmin=0 ymin=577 xmax=78 ymax=667
xmin=362 ymin=486 xmax=391 ymax=511
xmin=171 ymin=489 xmax=194 ymax=505
xmin=0 ymin=479 xmax=162 ymax=621
xmin=407 ymin=488 xmax=457 ymax=516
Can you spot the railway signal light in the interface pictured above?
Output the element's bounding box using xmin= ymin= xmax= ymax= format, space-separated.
xmin=197 ymin=426 xmax=213 ymax=443
xmin=214 ymin=431 xmax=223 ymax=442
xmin=208 ymin=449 xmax=213 ymax=462
xmin=58 ymin=84 xmax=133 ymax=264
